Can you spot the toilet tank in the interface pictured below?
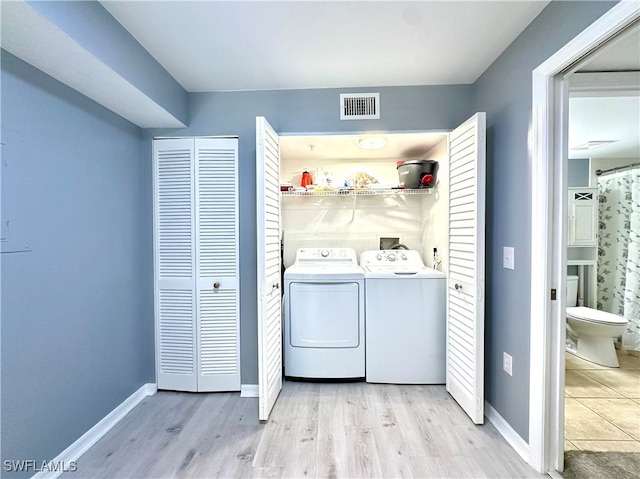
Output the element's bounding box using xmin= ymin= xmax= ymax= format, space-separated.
xmin=567 ymin=275 xmax=579 ymax=307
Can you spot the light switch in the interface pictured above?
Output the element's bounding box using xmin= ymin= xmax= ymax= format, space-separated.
xmin=503 ymin=246 xmax=515 ymax=270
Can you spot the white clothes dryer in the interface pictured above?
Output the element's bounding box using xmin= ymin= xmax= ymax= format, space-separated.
xmin=284 ymin=248 xmax=365 ymax=379
xmin=360 ymin=250 xmax=446 ymax=384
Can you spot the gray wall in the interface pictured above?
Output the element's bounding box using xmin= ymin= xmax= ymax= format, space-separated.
xmin=472 ymin=0 xmax=617 ymax=440
xmin=146 ymin=84 xmax=474 ymax=384
xmin=1 ymin=52 xmax=154 ymax=477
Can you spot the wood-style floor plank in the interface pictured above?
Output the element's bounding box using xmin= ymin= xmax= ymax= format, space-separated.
xmin=65 ymin=382 xmax=543 ymax=478
xmin=315 ymin=384 xmax=348 ymax=479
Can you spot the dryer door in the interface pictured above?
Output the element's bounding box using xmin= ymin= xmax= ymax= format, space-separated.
xmin=289 ymin=282 xmax=360 ymax=348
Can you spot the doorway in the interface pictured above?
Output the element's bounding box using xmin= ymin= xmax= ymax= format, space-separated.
xmin=529 ymin=3 xmax=640 ymax=474
xmin=564 ymin=50 xmax=640 ymax=454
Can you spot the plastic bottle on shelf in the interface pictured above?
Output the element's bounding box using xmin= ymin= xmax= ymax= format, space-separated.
xmin=326 ymin=170 xmax=334 ymax=187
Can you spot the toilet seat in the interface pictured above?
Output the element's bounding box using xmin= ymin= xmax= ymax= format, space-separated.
xmin=567 ymin=306 xmax=627 ymax=326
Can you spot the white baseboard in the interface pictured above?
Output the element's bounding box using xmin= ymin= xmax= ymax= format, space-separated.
xmin=485 ymin=401 xmax=530 ymax=463
xmin=33 ymin=383 xmax=157 ymax=479
xmin=241 ymin=384 xmax=259 ymax=397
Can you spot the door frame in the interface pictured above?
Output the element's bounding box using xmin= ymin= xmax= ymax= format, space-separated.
xmin=528 ymin=2 xmax=640 ymax=474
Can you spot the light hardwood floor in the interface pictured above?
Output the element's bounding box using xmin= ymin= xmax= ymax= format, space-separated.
xmin=66 ymin=382 xmax=543 ymax=478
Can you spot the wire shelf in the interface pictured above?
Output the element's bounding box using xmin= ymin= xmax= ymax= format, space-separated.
xmin=281 ymin=188 xmax=434 ymax=197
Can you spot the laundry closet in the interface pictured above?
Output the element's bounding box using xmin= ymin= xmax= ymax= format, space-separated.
xmin=279 ymin=133 xmax=449 ymax=388
xmin=256 ymin=114 xmax=487 ymax=423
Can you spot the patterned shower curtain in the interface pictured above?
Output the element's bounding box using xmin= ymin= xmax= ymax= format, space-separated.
xmin=597 ymin=167 xmax=640 ymax=352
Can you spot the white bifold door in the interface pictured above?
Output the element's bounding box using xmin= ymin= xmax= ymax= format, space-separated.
xmin=153 ymin=137 xmax=240 ymax=393
xmin=446 ymin=113 xmax=486 ymax=424
xmin=256 ymin=117 xmax=283 ymax=421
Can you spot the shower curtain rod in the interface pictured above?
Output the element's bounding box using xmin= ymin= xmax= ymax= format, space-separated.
xmin=595 ymin=162 xmax=640 ymax=176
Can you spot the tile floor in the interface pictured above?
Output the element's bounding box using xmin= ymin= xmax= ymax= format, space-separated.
xmin=565 ymin=349 xmax=640 ymax=452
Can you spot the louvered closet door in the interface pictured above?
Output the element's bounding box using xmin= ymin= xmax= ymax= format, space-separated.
xmin=256 ymin=117 xmax=282 ymax=421
xmin=153 ymin=139 xmax=197 ymax=392
xmin=195 ymin=138 xmax=240 ymax=392
xmin=446 ymin=112 xmax=486 ymax=424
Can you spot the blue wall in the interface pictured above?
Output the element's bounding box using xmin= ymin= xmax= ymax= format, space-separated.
xmin=147 ymin=84 xmax=474 ymax=384
xmin=0 ymin=52 xmax=154 ymax=477
xmin=472 ymin=0 xmax=617 ymax=440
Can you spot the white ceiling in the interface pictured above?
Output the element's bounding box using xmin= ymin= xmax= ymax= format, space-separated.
xmin=101 ymin=0 xmax=549 ymax=92
xmin=98 ymin=0 xmax=548 ymax=160
xmin=569 ymin=22 xmax=640 ymax=160
xmin=568 ymin=96 xmax=640 ymax=160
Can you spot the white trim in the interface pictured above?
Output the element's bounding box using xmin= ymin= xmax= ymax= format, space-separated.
xmin=32 ymin=383 xmax=157 ymax=479
xmin=529 ymin=1 xmax=640 ymax=475
xmin=485 ymin=401 xmax=529 ymax=463
xmin=241 ymin=384 xmax=259 ymax=398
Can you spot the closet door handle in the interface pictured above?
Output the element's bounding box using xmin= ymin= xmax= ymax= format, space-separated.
xmin=213 ymin=282 xmax=220 ymax=290
xmin=455 ymin=283 xmax=463 ymax=290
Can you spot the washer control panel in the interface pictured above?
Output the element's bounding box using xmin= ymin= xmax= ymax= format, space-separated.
xmin=360 ymin=250 xmax=425 ymax=270
xmin=374 ymin=251 xmax=408 ymax=262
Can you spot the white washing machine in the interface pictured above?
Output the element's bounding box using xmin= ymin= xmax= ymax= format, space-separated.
xmin=284 ymin=248 xmax=365 ymax=379
xmin=360 ymin=250 xmax=447 ymax=384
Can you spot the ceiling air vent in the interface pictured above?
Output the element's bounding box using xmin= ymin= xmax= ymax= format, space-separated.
xmin=340 ymin=93 xmax=380 ymax=120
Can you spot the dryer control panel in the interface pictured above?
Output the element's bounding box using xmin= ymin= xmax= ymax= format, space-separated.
xmin=294 ymin=247 xmax=358 ymax=265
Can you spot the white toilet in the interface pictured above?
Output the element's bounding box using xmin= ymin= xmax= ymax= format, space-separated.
xmin=566 ymin=275 xmax=628 ymax=367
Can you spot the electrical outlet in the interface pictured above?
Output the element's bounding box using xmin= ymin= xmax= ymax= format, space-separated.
xmin=503 ymin=246 xmax=515 ymax=270
xmin=503 ymin=352 xmax=513 ymax=376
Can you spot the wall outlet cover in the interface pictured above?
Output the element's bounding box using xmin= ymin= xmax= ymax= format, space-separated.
xmin=503 ymin=352 xmax=513 ymax=376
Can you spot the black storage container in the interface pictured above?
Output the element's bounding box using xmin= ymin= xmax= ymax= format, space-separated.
xmin=397 ymin=160 xmax=439 ymax=188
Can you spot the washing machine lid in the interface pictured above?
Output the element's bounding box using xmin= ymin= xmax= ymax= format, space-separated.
xmin=567 ymin=306 xmax=627 ymax=325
